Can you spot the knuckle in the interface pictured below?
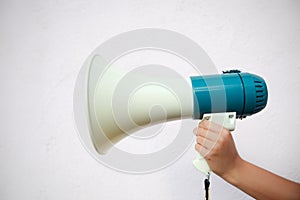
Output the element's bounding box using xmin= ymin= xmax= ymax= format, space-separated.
xmin=214 ymin=144 xmax=221 ymax=152
xmin=218 ymin=136 xmax=224 ymax=144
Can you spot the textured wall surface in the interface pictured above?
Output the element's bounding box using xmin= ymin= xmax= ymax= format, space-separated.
xmin=1 ymin=0 xmax=300 ymax=199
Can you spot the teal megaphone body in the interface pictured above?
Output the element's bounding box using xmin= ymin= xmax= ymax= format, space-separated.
xmin=191 ymin=70 xmax=268 ymax=120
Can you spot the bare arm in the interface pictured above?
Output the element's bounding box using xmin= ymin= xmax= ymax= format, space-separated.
xmin=195 ymin=120 xmax=300 ymax=200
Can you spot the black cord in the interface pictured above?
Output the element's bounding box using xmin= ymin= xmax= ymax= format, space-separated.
xmin=204 ymin=178 xmax=210 ymax=200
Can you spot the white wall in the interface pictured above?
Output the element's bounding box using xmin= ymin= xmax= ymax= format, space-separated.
xmin=1 ymin=0 xmax=300 ymax=199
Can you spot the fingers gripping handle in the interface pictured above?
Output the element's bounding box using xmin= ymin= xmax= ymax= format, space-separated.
xmin=193 ymin=112 xmax=236 ymax=175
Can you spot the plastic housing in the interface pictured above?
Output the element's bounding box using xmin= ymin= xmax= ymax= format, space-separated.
xmin=190 ymin=71 xmax=268 ymax=119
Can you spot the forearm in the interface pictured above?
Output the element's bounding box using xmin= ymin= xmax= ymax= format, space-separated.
xmin=222 ymin=157 xmax=300 ymax=200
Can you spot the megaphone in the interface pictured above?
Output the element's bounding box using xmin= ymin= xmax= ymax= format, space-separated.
xmin=76 ymin=51 xmax=268 ymax=175
xmin=85 ymin=57 xmax=268 ymax=150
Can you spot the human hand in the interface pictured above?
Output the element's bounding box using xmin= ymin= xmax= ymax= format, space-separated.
xmin=195 ymin=120 xmax=300 ymax=200
xmin=194 ymin=120 xmax=242 ymax=178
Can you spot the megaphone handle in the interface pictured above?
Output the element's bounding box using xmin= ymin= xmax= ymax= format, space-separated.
xmin=193 ymin=112 xmax=236 ymax=176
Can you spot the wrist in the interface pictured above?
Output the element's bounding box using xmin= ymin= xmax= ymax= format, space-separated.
xmin=221 ymin=156 xmax=245 ymax=186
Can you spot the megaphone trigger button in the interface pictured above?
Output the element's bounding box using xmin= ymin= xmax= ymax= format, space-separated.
xmin=222 ymin=69 xmax=241 ymax=74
